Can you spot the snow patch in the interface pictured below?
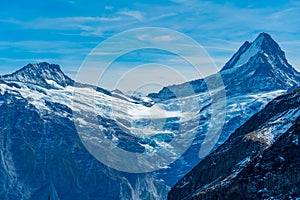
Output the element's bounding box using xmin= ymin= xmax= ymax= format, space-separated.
xmin=45 ymin=79 xmax=64 ymax=89
xmin=245 ymin=108 xmax=300 ymax=147
xmin=234 ymin=42 xmax=261 ymax=68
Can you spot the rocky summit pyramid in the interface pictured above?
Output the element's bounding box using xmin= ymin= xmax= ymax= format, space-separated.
xmin=150 ymin=33 xmax=300 ymax=100
xmin=145 ymin=32 xmax=300 ymax=198
xmin=0 ymin=62 xmax=74 ymax=88
xmin=221 ymin=32 xmax=300 ymax=94
xmin=222 ymin=33 xmax=287 ymax=71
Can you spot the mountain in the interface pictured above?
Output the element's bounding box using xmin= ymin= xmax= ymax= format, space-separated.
xmin=149 ymin=33 xmax=300 ymax=100
xmin=148 ymin=33 xmax=300 ymax=188
xmin=0 ymin=65 xmax=119 ymax=199
xmin=168 ymin=87 xmax=300 ymax=200
xmin=0 ymin=62 xmax=74 ymax=89
xmin=221 ymin=32 xmax=300 ymax=94
xmin=0 ymin=62 xmax=169 ymax=199
xmin=0 ymin=32 xmax=299 ymax=199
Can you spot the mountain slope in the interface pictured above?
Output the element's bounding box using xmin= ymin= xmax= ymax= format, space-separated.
xmin=0 ymin=92 xmax=122 ymax=200
xmin=168 ymin=88 xmax=300 ymax=200
xmin=0 ymin=63 xmax=170 ymax=200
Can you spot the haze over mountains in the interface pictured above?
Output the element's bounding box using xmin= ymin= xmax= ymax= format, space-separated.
xmin=0 ymin=33 xmax=299 ymax=199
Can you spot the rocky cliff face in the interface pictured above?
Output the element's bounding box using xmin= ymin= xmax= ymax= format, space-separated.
xmin=168 ymin=88 xmax=300 ymax=200
xmin=0 ymin=92 xmax=123 ymax=200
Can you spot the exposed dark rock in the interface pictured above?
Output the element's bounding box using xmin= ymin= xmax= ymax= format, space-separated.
xmin=168 ymin=88 xmax=300 ymax=200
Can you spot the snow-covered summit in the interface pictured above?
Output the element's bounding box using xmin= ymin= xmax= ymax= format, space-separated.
xmin=221 ymin=32 xmax=288 ymax=71
xmin=218 ymin=32 xmax=300 ymax=94
xmin=0 ymin=62 xmax=74 ymax=89
xmin=150 ymin=33 xmax=300 ymax=100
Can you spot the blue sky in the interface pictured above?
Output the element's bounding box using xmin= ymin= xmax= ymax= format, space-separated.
xmin=1 ymin=0 xmax=300 ymax=92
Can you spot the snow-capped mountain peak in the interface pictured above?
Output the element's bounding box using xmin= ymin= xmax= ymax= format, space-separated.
xmin=219 ymin=33 xmax=300 ymax=94
xmin=0 ymin=62 xmax=74 ymax=88
xmin=221 ymin=32 xmax=286 ymax=71
xmin=151 ymin=33 xmax=300 ymax=100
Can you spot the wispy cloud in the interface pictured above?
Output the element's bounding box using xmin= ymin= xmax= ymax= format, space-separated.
xmin=136 ymin=33 xmax=179 ymax=42
xmin=105 ymin=5 xmax=113 ymax=10
xmin=118 ymin=10 xmax=145 ymax=22
xmin=0 ymin=40 xmax=93 ymax=77
xmin=2 ymin=1 xmax=298 ymax=41
xmin=0 ymin=40 xmax=91 ymax=55
xmin=1 ymin=16 xmax=121 ymax=31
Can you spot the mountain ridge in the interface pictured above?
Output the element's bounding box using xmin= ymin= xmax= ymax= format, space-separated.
xmin=149 ymin=32 xmax=300 ymax=100
xmin=0 ymin=62 xmax=74 ymax=89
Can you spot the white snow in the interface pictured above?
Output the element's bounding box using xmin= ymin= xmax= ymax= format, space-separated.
xmin=45 ymin=79 xmax=64 ymax=89
xmin=292 ymin=135 xmax=299 ymax=146
xmin=245 ymin=108 xmax=300 ymax=147
xmin=140 ymin=97 xmax=153 ymax=103
xmin=177 ymin=180 xmax=190 ymax=188
xmin=234 ymin=46 xmax=261 ymax=67
xmin=278 ymin=156 xmax=285 ymax=162
xmin=233 ymin=39 xmax=262 ymax=68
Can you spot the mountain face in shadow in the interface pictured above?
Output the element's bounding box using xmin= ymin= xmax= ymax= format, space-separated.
xmin=168 ymin=88 xmax=300 ymax=200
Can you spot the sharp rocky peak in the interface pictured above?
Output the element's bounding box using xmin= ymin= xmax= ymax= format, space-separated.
xmin=219 ymin=32 xmax=300 ymax=92
xmin=0 ymin=62 xmax=74 ymax=88
xmin=253 ymin=32 xmax=284 ymax=55
xmin=253 ymin=32 xmax=276 ymax=46
xmin=221 ymin=32 xmax=287 ymax=71
xmin=150 ymin=33 xmax=300 ymax=100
